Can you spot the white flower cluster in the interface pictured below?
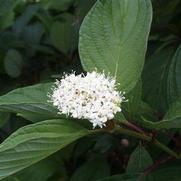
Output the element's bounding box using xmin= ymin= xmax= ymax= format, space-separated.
xmin=49 ymin=71 xmax=126 ymax=128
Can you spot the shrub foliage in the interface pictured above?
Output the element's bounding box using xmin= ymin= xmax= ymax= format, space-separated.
xmin=0 ymin=0 xmax=180 ymax=180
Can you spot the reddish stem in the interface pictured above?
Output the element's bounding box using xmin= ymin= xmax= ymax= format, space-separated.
xmin=122 ymin=121 xmax=147 ymax=135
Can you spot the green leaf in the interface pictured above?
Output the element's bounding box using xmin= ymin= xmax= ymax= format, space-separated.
xmin=167 ymin=45 xmax=181 ymax=103
xmin=4 ymin=49 xmax=23 ymax=78
xmin=98 ymin=173 xmax=141 ymax=181
xmin=160 ymin=97 xmax=181 ymax=129
xmin=50 ymin=14 xmax=74 ymax=54
xmin=0 ymin=119 xmax=89 ymax=180
xmin=165 ymin=97 xmax=181 ymax=120
xmin=36 ymin=11 xmax=53 ymax=32
xmin=79 ymin=0 xmax=152 ymax=92
xmin=40 ymin=0 xmax=74 ymax=11
xmin=121 ymin=80 xmax=157 ymax=123
xmin=0 ymin=0 xmax=20 ymax=16
xmin=138 ymin=97 xmax=181 ymax=130
xmin=93 ymin=134 xmax=118 ymax=153
xmin=0 ymin=112 xmax=10 ymax=128
xmin=143 ymin=45 xmax=174 ymax=113
xmin=142 ymin=45 xmax=181 ymax=114
xmin=0 ymin=83 xmax=60 ymax=122
xmin=13 ymin=5 xmax=39 ymax=34
xmin=127 ymin=145 xmax=153 ymax=173
xmin=126 ymin=145 xmax=153 ymax=181
xmin=22 ymin=22 xmax=44 ymax=44
xmin=122 ymin=80 xmax=142 ymax=119
xmin=151 ymin=166 xmax=181 ymax=181
xmin=74 ymin=0 xmax=96 ymax=21
xmin=5 ymin=157 xmax=62 ymax=181
xmin=114 ymin=112 xmax=126 ymax=122
xmin=152 ymin=0 xmax=180 ymax=25
xmin=71 ymin=156 xmax=110 ymax=181
xmin=0 ymin=50 xmax=5 ymax=73
xmin=0 ymin=32 xmax=24 ymax=50
xmin=0 ymin=11 xmax=15 ymax=29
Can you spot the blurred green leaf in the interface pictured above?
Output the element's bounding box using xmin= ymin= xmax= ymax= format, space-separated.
xmin=143 ymin=44 xmax=181 ymax=114
xmin=40 ymin=0 xmax=74 ymax=11
xmin=160 ymin=97 xmax=181 ymax=129
xmin=0 ymin=119 xmax=89 ymax=180
xmin=0 ymin=0 xmax=20 ymax=16
xmin=4 ymin=49 xmax=23 ymax=78
xmin=93 ymin=134 xmax=118 ymax=153
xmin=0 ymin=32 xmax=24 ymax=50
xmin=167 ymin=45 xmax=181 ymax=103
xmin=50 ymin=14 xmax=74 ymax=54
xmin=151 ymin=166 xmax=181 ymax=181
xmin=0 ymin=112 xmax=10 ymax=128
xmin=22 ymin=22 xmax=44 ymax=44
xmin=139 ymin=94 xmax=181 ymax=130
xmin=165 ymin=97 xmax=181 ymax=120
xmin=74 ymin=0 xmax=96 ymax=21
xmin=152 ymin=0 xmax=180 ymax=25
xmin=143 ymin=46 xmax=175 ymax=113
xmin=0 ymin=50 xmax=5 ymax=73
xmin=13 ymin=4 xmax=39 ymax=34
xmin=98 ymin=173 xmax=141 ymax=181
xmin=36 ymin=10 xmax=53 ymax=31
xmin=71 ymin=156 xmax=110 ymax=181
xmin=73 ymin=136 xmax=96 ymax=160
xmin=79 ymin=0 xmax=152 ymax=92
xmin=0 ymin=11 xmax=15 ymax=29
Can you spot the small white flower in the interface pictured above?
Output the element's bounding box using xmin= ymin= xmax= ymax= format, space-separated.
xmin=48 ymin=71 xmax=126 ymax=128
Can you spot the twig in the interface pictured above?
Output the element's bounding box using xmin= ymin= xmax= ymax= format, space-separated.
xmin=122 ymin=120 xmax=147 ymax=134
xmin=113 ymin=126 xmax=180 ymax=159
